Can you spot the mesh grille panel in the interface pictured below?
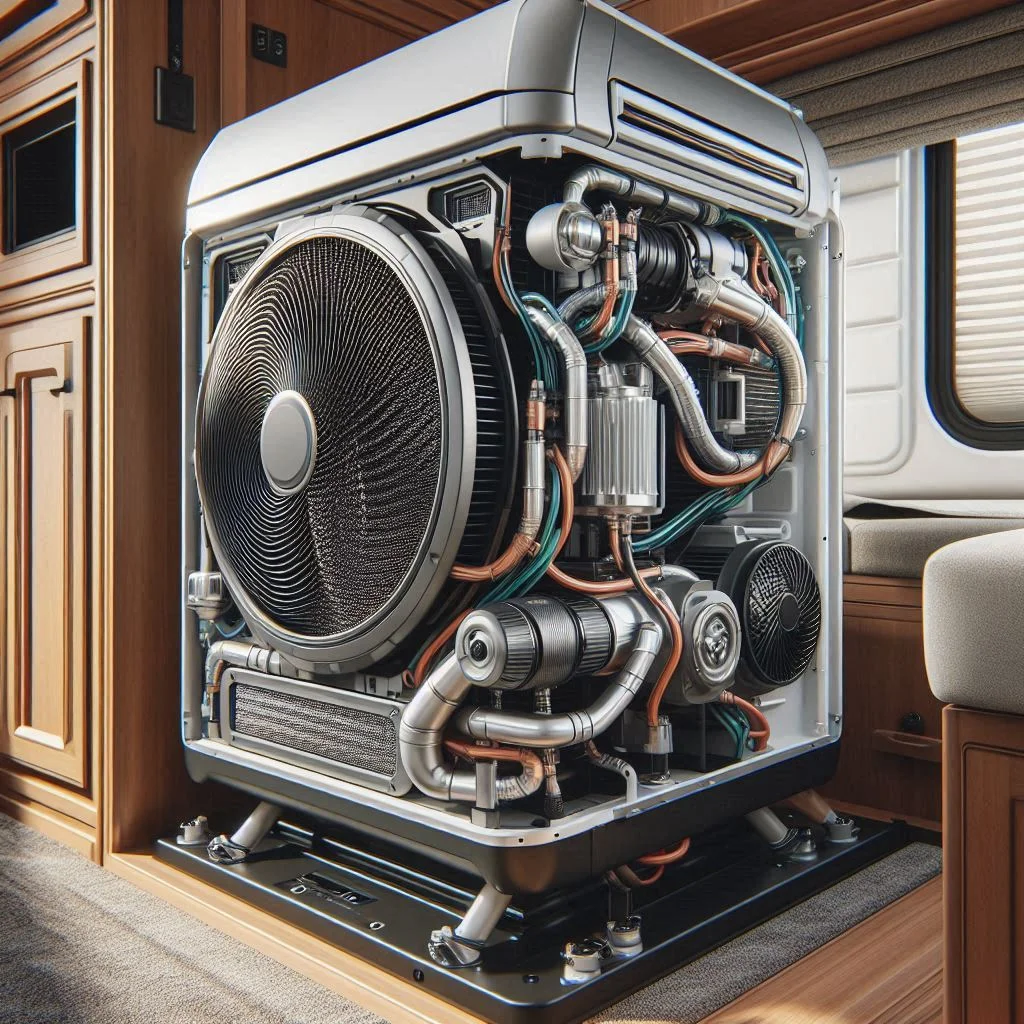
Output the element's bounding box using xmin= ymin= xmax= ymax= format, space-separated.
xmin=198 ymin=234 xmax=444 ymax=638
xmin=744 ymin=543 xmax=821 ymax=686
xmin=232 ymin=683 xmax=398 ymax=777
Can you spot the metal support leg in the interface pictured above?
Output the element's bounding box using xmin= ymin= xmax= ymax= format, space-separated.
xmin=787 ymin=788 xmax=859 ymax=843
xmin=428 ymin=882 xmax=512 ymax=968
xmin=746 ymin=806 xmax=798 ymax=850
xmin=207 ymin=801 xmax=281 ymax=864
xmin=746 ymin=805 xmax=820 ymax=861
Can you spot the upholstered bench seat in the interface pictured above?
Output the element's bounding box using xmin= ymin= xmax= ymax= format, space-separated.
xmin=924 ymin=528 xmax=1024 ymax=714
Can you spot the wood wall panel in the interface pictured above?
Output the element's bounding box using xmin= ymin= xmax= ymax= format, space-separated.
xmin=103 ymin=0 xmax=222 ymax=854
xmin=820 ymin=575 xmax=944 ymax=825
xmin=225 ymin=0 xmax=408 ymax=123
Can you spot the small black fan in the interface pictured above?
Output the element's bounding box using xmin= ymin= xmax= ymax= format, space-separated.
xmin=718 ymin=541 xmax=821 ymax=693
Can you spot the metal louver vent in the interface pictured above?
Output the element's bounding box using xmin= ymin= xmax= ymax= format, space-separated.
xmin=195 ymin=211 xmax=513 ymax=671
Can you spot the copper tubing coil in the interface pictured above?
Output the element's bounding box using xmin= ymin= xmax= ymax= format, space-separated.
xmin=674 ymin=420 xmax=787 ymax=487
xmin=581 ymin=211 xmax=620 ymax=340
xmin=411 ymin=609 xmax=473 ymax=687
xmin=636 ymin=837 xmax=691 ymax=866
xmin=609 ymin=521 xmax=683 ymax=729
xmin=444 ymin=738 xmax=543 ymax=774
xmin=720 ymin=690 xmax=770 ymax=751
xmin=545 ymin=448 xmax=661 ymax=594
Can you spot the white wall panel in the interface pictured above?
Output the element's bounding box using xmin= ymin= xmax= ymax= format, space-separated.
xmin=841 ymin=147 xmax=1024 ymax=501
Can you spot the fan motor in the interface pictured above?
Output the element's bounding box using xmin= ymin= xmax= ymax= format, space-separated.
xmin=718 ymin=541 xmax=822 ymax=694
xmin=195 ymin=208 xmax=516 ymax=672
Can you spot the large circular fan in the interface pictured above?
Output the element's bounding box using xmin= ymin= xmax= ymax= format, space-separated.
xmin=718 ymin=541 xmax=821 ymax=693
xmin=195 ymin=213 xmax=507 ymax=671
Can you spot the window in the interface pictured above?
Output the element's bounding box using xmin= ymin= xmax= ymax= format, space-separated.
xmin=927 ymin=123 xmax=1024 ymax=449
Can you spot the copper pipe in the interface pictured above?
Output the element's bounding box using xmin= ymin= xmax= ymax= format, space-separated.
xmin=612 ymin=521 xmax=683 ymax=729
xmin=720 ymin=690 xmax=770 ymax=750
xmin=581 ymin=208 xmax=619 ymax=340
xmin=660 ymin=330 xmax=773 ymax=368
xmin=453 ymin=397 xmax=546 ymax=581
xmin=444 ymin=738 xmax=542 ymax=772
xmin=674 ymin=422 xmax=785 ymax=488
xmin=491 ymin=184 xmax=515 ymax=312
xmin=412 ymin=610 xmax=472 ymax=687
xmin=451 ymin=532 xmax=535 ymax=582
xmin=549 ymin=447 xmax=574 ymax=559
xmin=637 ymin=838 xmax=691 ymax=866
xmin=544 ymin=447 xmax=660 ymax=594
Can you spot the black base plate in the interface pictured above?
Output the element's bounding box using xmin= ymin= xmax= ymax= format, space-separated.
xmin=156 ymin=813 xmax=922 ymax=1024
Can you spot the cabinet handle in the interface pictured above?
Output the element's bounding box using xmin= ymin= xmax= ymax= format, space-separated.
xmin=871 ymin=729 xmax=942 ymax=763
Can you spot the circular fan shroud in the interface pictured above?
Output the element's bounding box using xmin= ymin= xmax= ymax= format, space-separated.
xmin=196 ymin=215 xmax=479 ymax=671
xmin=719 ymin=541 xmax=821 ymax=693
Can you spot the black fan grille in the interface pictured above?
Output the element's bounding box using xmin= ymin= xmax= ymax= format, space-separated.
xmin=744 ymin=544 xmax=821 ymax=686
xmin=198 ymin=234 xmax=444 ymax=639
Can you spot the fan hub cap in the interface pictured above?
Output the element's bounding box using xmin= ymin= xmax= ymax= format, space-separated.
xmin=260 ymin=390 xmax=317 ymax=496
xmin=778 ymin=592 xmax=801 ymax=632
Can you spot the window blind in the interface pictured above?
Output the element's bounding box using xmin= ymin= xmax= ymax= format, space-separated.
xmin=953 ymin=121 xmax=1024 ymax=424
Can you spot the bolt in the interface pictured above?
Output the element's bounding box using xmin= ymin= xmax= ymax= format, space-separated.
xmin=468 ymin=634 xmax=489 ymax=662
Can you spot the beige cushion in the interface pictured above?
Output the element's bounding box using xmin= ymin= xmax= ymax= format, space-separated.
xmin=924 ymin=528 xmax=1024 ymax=713
xmin=846 ymin=516 xmax=1024 ymax=579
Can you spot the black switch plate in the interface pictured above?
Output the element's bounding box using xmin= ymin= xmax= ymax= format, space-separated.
xmin=252 ymin=23 xmax=287 ymax=67
xmin=154 ymin=66 xmax=195 ymax=133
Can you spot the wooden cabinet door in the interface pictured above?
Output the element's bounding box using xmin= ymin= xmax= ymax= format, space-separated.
xmin=0 ymin=314 xmax=87 ymax=787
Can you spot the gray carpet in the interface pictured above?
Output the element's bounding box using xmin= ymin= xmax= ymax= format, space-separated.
xmin=0 ymin=813 xmax=940 ymax=1023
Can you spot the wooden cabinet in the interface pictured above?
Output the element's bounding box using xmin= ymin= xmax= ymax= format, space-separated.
xmin=0 ymin=313 xmax=87 ymax=787
xmin=821 ymin=575 xmax=944 ymax=825
xmin=944 ymin=706 xmax=1024 ymax=1024
xmin=0 ymin=4 xmax=96 ymax=857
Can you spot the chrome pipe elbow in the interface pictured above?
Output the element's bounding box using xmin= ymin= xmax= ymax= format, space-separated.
xmin=621 ymin=316 xmax=756 ymax=473
xmin=525 ymin=302 xmax=588 ymax=480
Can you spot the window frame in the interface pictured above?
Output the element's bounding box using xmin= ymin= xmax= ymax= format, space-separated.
xmin=925 ymin=140 xmax=1024 ymax=450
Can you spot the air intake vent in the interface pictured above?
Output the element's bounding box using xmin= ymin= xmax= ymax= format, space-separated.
xmin=224 ymin=672 xmax=411 ymax=795
xmin=612 ymin=85 xmax=806 ymax=215
xmin=444 ymin=181 xmax=493 ymax=225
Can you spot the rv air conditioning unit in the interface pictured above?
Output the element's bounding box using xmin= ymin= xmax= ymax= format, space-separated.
xmin=176 ymin=1 xmax=849 ymax=1017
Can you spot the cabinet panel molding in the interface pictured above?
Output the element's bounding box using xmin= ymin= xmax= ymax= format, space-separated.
xmin=0 ymin=0 xmax=88 ymax=68
xmin=0 ymin=312 xmax=87 ymax=788
xmin=0 ymin=56 xmax=90 ymax=294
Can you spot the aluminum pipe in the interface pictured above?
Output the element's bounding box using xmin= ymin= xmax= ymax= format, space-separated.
xmin=622 ymin=316 xmax=757 ymax=473
xmin=691 ymin=276 xmax=807 ymax=446
xmin=453 ymin=621 xmax=662 ymax=748
xmin=524 ymin=302 xmax=588 ymax=479
xmin=562 ymin=164 xmax=718 ymax=224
